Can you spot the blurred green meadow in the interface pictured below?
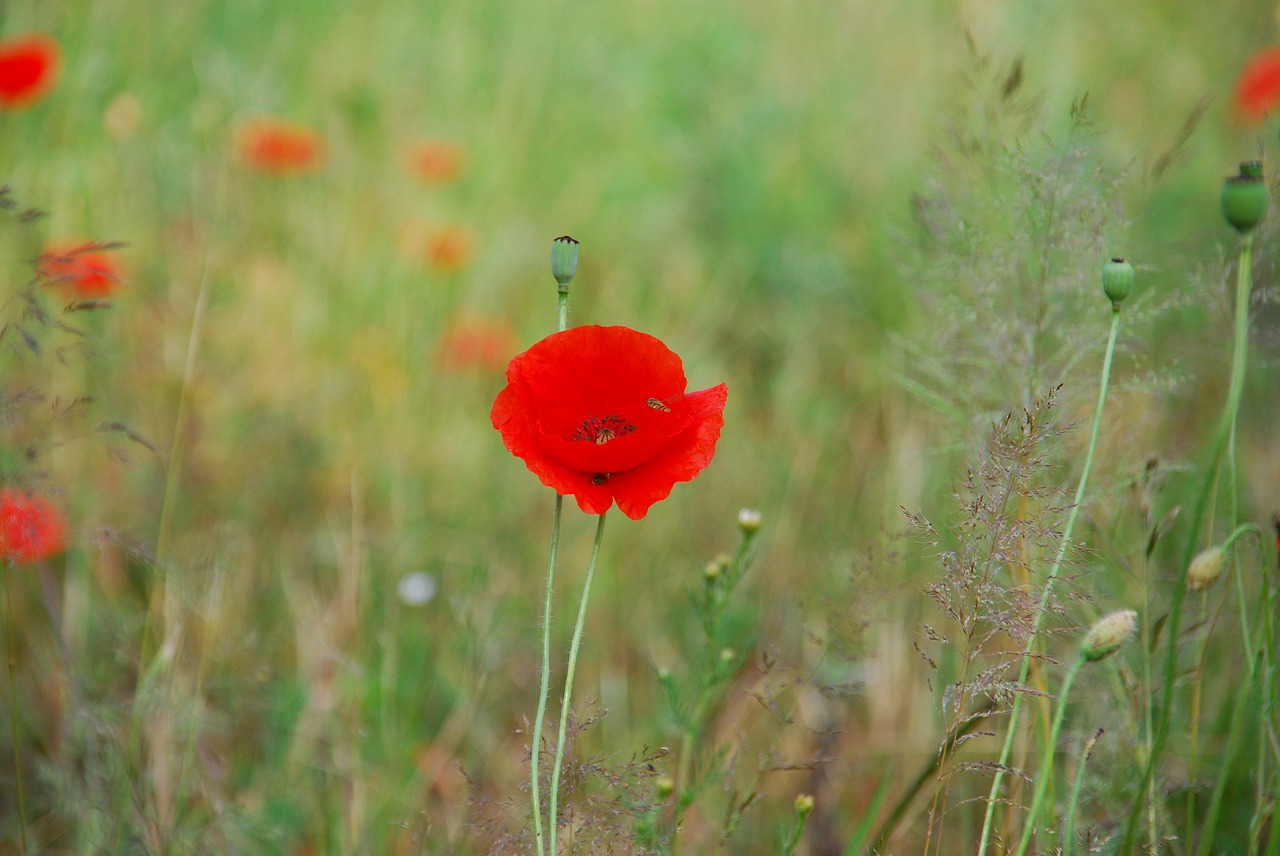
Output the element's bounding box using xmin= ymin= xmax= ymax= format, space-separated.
xmin=2 ymin=0 xmax=1279 ymax=853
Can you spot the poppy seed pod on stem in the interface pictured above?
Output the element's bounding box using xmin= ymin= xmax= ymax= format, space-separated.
xmin=1102 ymin=258 xmax=1134 ymax=307
xmin=551 ymin=235 xmax=579 ymax=291
xmin=1222 ymin=161 xmax=1268 ymax=234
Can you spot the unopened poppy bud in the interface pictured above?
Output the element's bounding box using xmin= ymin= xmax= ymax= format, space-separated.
xmin=794 ymin=794 xmax=815 ymax=818
xmin=1222 ymin=161 xmax=1268 ymax=234
xmin=1081 ymin=609 xmax=1138 ymax=662
xmin=551 ymin=235 xmax=579 ymax=290
xmin=654 ymin=775 xmax=675 ymax=799
xmin=1102 ymin=258 xmax=1135 ymax=306
xmin=1187 ymin=546 xmax=1227 ymax=592
xmin=737 ymin=508 xmax=762 ymax=534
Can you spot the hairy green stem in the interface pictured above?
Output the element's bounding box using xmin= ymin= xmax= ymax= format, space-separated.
xmin=1062 ymin=728 xmax=1104 ymax=856
xmin=1016 ymin=656 xmax=1085 ymax=856
xmin=1120 ymin=233 xmax=1254 ymax=853
xmin=977 ymin=305 xmax=1121 ymax=856
xmin=530 ymin=494 xmax=563 ymax=856
xmin=549 ymin=511 xmax=608 ymax=856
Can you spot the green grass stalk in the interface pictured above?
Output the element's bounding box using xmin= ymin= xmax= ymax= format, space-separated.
xmin=1015 ymin=655 xmax=1085 ymax=856
xmin=3 ymin=563 xmax=27 ymax=855
xmin=977 ymin=304 xmax=1122 ymax=856
xmin=1120 ymin=233 xmax=1255 ymax=853
xmin=549 ymin=511 xmax=608 ymax=856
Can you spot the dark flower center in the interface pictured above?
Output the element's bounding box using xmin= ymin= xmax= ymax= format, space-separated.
xmin=572 ymin=414 xmax=636 ymax=445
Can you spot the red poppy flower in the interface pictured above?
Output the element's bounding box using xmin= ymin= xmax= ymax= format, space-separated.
xmin=239 ymin=118 xmax=324 ymax=174
xmin=40 ymin=240 xmax=124 ymax=299
xmin=438 ymin=315 xmax=518 ymax=373
xmin=491 ymin=325 xmax=728 ymax=519
xmin=0 ymin=34 xmax=59 ymax=110
xmin=425 ymin=225 xmax=472 ymax=273
xmin=0 ymin=488 xmax=67 ymax=564
xmin=1237 ymin=48 xmax=1280 ymax=122
xmin=407 ymin=140 xmax=463 ymax=184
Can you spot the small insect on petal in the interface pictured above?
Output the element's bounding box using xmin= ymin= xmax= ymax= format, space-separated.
xmin=646 ymin=397 xmax=671 ymax=412
xmin=591 ymin=473 xmax=609 ymax=485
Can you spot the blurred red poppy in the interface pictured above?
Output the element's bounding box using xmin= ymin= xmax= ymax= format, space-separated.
xmin=491 ymin=325 xmax=728 ymax=520
xmin=0 ymin=488 xmax=67 ymax=564
xmin=0 ymin=34 xmax=59 ymax=110
xmin=425 ymin=226 xmax=472 ymax=273
xmin=40 ymin=241 xmax=124 ymax=299
xmin=1238 ymin=48 xmax=1280 ymax=121
xmin=438 ymin=316 xmax=517 ymax=373
xmin=239 ymin=118 xmax=324 ymax=174
xmin=407 ymin=140 xmax=463 ymax=184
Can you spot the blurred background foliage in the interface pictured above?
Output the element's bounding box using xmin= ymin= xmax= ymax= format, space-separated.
xmin=1 ymin=0 xmax=1278 ymax=852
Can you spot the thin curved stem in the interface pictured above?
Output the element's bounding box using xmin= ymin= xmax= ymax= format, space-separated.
xmin=549 ymin=511 xmax=608 ymax=856
xmin=1062 ymin=727 xmax=1104 ymax=856
xmin=530 ymin=494 xmax=563 ymax=856
xmin=978 ymin=306 xmax=1122 ymax=856
xmin=1016 ymin=656 xmax=1086 ymax=856
xmin=1120 ymin=233 xmax=1255 ymax=852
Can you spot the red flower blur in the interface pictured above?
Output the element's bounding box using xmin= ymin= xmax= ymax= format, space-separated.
xmin=438 ymin=315 xmax=518 ymax=373
xmin=491 ymin=325 xmax=728 ymax=520
xmin=425 ymin=226 xmax=472 ymax=273
xmin=239 ymin=118 xmax=324 ymax=174
xmin=0 ymin=34 xmax=59 ymax=110
xmin=40 ymin=240 xmax=124 ymax=299
xmin=407 ymin=140 xmax=463 ymax=184
xmin=0 ymin=488 xmax=67 ymax=564
xmin=1237 ymin=48 xmax=1280 ymax=122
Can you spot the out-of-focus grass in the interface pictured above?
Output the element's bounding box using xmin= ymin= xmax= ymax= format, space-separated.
xmin=1 ymin=0 xmax=1278 ymax=852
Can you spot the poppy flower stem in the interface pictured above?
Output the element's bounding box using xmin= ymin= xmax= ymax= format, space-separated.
xmin=530 ymin=494 xmax=563 ymax=856
xmin=3 ymin=563 xmax=28 ymax=855
xmin=557 ymin=292 xmax=569 ymax=334
xmin=549 ymin=510 xmax=608 ymax=856
xmin=978 ymin=302 xmax=1122 ymax=856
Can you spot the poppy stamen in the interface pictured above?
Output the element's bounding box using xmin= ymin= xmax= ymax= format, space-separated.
xmin=572 ymin=414 xmax=635 ymax=444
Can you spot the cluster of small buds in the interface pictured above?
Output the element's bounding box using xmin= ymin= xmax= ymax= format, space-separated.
xmin=1081 ymin=609 xmax=1139 ymax=662
xmin=1186 ymin=546 xmax=1227 ymax=592
xmin=704 ymin=554 xmax=729 ymax=584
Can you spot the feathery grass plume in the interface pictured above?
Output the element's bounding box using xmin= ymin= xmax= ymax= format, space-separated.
xmin=899 ymin=51 xmax=1131 ymax=434
xmin=906 ymin=388 xmax=1083 ymax=849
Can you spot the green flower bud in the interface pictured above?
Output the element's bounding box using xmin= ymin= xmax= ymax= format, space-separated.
xmin=794 ymin=794 xmax=815 ymax=818
xmin=1081 ymin=609 xmax=1138 ymax=663
xmin=719 ymin=647 xmax=735 ymax=665
xmin=1102 ymin=257 xmax=1135 ymax=306
xmin=1222 ymin=161 xmax=1268 ymax=234
xmin=737 ymin=508 xmax=762 ymax=534
xmin=654 ymin=775 xmax=676 ymax=799
xmin=1187 ymin=546 xmax=1227 ymax=592
xmin=551 ymin=235 xmax=579 ymax=290
xmin=704 ymin=560 xmax=722 ymax=584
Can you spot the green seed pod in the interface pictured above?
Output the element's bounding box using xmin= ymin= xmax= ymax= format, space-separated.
xmin=1222 ymin=161 xmax=1268 ymax=234
xmin=551 ymin=235 xmax=579 ymax=289
xmin=1081 ymin=609 xmax=1138 ymax=663
xmin=1102 ymin=257 xmax=1135 ymax=306
xmin=794 ymin=794 xmax=815 ymax=818
xmin=1187 ymin=546 xmax=1227 ymax=592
